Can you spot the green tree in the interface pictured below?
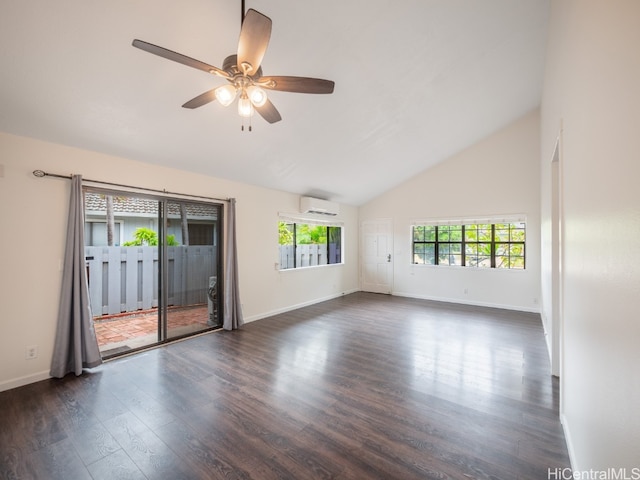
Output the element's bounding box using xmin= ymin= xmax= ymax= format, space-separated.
xmin=295 ymin=224 xmax=327 ymax=244
xmin=123 ymin=227 xmax=179 ymax=246
xmin=279 ymin=222 xmax=294 ymax=245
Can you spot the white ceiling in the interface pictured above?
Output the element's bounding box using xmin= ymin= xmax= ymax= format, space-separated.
xmin=0 ymin=0 xmax=549 ymax=206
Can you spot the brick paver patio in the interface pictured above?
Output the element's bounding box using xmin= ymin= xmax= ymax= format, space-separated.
xmin=94 ymin=304 xmax=217 ymax=355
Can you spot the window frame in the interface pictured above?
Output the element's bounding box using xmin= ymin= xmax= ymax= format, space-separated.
xmin=278 ymin=217 xmax=344 ymax=271
xmin=411 ymin=219 xmax=526 ymax=270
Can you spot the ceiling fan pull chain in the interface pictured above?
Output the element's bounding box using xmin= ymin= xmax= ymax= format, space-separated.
xmin=240 ymin=115 xmax=253 ymax=132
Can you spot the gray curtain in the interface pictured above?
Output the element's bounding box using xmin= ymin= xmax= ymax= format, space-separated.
xmin=223 ymin=198 xmax=244 ymax=330
xmin=50 ymin=175 xmax=102 ymax=378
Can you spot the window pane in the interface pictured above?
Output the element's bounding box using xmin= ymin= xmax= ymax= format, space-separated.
xmin=440 ymin=253 xmax=461 ymax=266
xmin=496 ymin=244 xmax=508 ymax=256
xmin=424 ymin=244 xmax=435 ymax=264
xmin=495 ymin=227 xmax=510 ymax=241
xmin=496 ymin=255 xmax=509 ymax=268
xmin=478 ymin=255 xmax=491 ymax=268
xmin=510 ymin=256 xmax=525 ymax=269
xmin=425 ymin=227 xmax=436 ymax=241
xmin=413 ymin=226 xmax=424 ymax=242
xmin=479 ymin=226 xmax=492 ymax=241
xmin=478 ymin=243 xmax=491 ymax=256
xmin=511 ymin=226 xmax=526 ymax=242
xmin=279 ymin=222 xmax=295 ymax=269
xmin=301 ymin=224 xmax=326 ymax=267
xmin=413 ymin=227 xmax=422 ymax=242
xmin=279 ymin=222 xmax=294 ymax=245
xmin=465 ymin=224 xmax=478 ymax=241
xmin=328 ymin=226 xmax=342 ymax=264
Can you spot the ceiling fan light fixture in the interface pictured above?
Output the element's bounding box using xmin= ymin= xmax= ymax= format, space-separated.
xmin=247 ymin=85 xmax=267 ymax=107
xmin=238 ymin=94 xmax=254 ymax=118
xmin=214 ymin=84 xmax=237 ymax=107
xmin=132 ymin=8 xmax=334 ymax=128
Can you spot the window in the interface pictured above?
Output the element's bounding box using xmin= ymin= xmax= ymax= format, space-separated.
xmin=412 ymin=220 xmax=525 ymax=269
xmin=279 ymin=220 xmax=342 ymax=270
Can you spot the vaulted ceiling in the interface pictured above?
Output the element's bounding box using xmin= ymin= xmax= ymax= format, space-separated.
xmin=0 ymin=1 xmax=549 ymax=205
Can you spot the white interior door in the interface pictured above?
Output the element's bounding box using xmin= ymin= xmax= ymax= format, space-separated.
xmin=361 ymin=219 xmax=393 ymax=294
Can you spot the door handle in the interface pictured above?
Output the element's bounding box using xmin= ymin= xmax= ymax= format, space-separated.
xmin=387 ymin=254 xmax=392 ymax=262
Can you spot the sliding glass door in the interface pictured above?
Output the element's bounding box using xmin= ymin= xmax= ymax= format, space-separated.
xmin=84 ymin=188 xmax=223 ymax=358
xmin=164 ymin=200 xmax=221 ymax=340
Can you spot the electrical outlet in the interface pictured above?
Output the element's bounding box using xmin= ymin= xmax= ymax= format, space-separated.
xmin=25 ymin=345 xmax=38 ymax=360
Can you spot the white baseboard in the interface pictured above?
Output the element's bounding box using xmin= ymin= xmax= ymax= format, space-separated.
xmin=392 ymin=291 xmax=541 ymax=314
xmin=560 ymin=413 xmax=577 ymax=471
xmin=0 ymin=370 xmax=51 ymax=393
xmin=243 ymin=288 xmax=360 ymax=323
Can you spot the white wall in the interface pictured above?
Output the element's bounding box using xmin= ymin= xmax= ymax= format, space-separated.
xmin=540 ymin=0 xmax=640 ymax=470
xmin=0 ymin=132 xmax=359 ymax=391
xmin=360 ymin=110 xmax=541 ymax=312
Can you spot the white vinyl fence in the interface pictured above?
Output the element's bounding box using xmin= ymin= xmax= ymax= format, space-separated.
xmin=279 ymin=244 xmax=328 ymax=269
xmin=85 ymin=246 xmax=216 ymax=316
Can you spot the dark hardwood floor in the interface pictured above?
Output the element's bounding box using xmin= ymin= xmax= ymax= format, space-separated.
xmin=0 ymin=292 xmax=570 ymax=479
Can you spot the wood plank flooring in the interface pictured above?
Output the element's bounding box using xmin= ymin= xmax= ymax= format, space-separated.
xmin=0 ymin=292 xmax=570 ymax=479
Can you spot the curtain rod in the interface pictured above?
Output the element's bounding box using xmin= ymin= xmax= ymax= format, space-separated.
xmin=32 ymin=170 xmax=230 ymax=203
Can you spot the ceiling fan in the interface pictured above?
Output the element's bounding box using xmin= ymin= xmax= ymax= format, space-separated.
xmin=132 ymin=4 xmax=335 ymax=130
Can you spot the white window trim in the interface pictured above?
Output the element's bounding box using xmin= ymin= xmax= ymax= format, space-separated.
xmin=277 ymin=213 xmax=344 ymax=271
xmin=410 ymin=214 xmax=526 ymax=227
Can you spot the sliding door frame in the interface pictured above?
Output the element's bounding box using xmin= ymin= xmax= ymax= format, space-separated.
xmin=84 ymin=186 xmax=224 ymax=358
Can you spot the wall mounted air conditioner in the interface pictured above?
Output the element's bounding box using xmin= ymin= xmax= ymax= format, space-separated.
xmin=300 ymin=196 xmax=340 ymax=216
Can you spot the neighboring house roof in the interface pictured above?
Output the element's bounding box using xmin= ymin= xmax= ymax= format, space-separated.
xmin=84 ymin=192 xmax=218 ymax=219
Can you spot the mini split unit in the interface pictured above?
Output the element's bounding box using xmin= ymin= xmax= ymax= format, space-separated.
xmin=300 ymin=196 xmax=339 ymax=216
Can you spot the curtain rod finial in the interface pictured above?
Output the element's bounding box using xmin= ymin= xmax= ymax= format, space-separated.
xmin=33 ymin=170 xmax=46 ymax=177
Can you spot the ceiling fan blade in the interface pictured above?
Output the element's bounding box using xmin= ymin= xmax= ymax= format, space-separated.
xmin=132 ymin=39 xmax=229 ymax=78
xmin=258 ymin=76 xmax=335 ymax=94
xmin=255 ymin=99 xmax=282 ymax=124
xmin=182 ymin=89 xmax=218 ymax=109
xmin=237 ymin=9 xmax=272 ymax=76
